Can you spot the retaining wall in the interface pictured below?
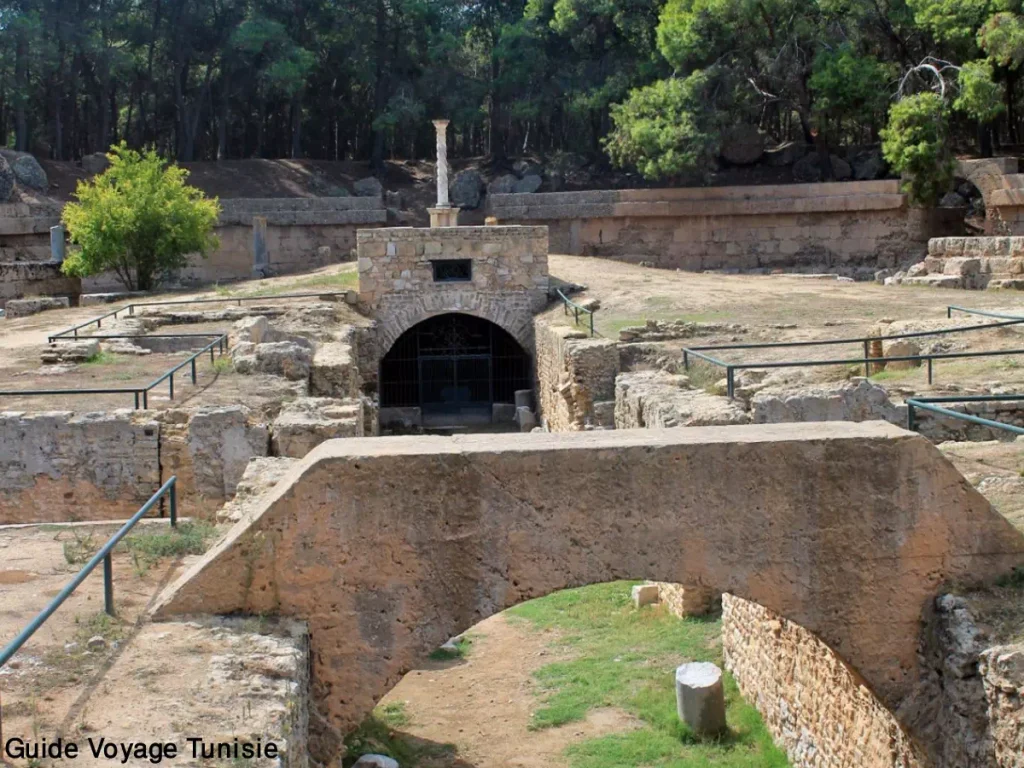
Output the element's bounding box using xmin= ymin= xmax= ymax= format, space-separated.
xmin=490 ymin=182 xmax=962 ymax=270
xmin=534 ymin=322 xmax=619 ymax=431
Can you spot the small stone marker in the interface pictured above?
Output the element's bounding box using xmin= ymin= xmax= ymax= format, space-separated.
xmin=675 ymin=662 xmax=726 ymax=736
xmin=352 ymin=755 xmax=399 ymax=768
xmin=631 ymin=583 xmax=659 ymax=608
xmin=252 ymin=216 xmax=269 ymax=276
xmin=50 ymin=224 xmax=66 ymax=263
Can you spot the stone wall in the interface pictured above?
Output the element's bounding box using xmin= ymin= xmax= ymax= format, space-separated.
xmin=80 ymin=197 xmax=387 ymax=292
xmin=0 ymin=261 xmax=81 ymax=308
xmin=534 ymin=322 xmax=619 ymax=431
xmin=490 ymin=182 xmax=962 ymax=271
xmin=614 ymin=370 xmax=748 ymax=429
xmin=722 ymin=593 xmax=923 ymax=768
xmin=0 ymin=410 xmax=161 ymax=524
xmin=154 ymin=423 xmax=1024 ymax=765
xmin=903 ymin=236 xmax=1024 ymax=289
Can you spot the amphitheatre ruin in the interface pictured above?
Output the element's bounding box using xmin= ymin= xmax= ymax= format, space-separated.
xmin=3 ymin=119 xmax=1024 ymax=768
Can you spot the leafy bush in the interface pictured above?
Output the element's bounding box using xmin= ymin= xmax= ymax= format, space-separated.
xmin=881 ymin=92 xmax=956 ymax=206
xmin=604 ymin=71 xmax=722 ymax=181
xmin=61 ymin=143 xmax=220 ymax=291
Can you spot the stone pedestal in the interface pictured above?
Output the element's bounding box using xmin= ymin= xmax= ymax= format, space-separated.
xmin=675 ymin=662 xmax=726 ymax=736
xmin=428 ymin=207 xmax=460 ymax=228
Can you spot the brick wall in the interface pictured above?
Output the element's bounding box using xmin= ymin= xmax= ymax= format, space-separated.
xmin=722 ymin=594 xmax=923 ymax=768
xmin=535 ymin=321 xmax=619 ymax=431
xmin=491 ymin=182 xmax=962 ymax=271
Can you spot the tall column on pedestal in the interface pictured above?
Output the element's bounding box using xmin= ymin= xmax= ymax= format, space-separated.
xmin=429 ymin=119 xmax=459 ymax=227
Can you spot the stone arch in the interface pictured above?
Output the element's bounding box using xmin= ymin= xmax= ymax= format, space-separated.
xmin=374 ymin=288 xmax=536 ymax=359
xmin=154 ymin=422 xmax=1024 ymax=765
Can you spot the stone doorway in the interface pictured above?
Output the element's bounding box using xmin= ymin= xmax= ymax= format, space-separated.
xmin=379 ymin=313 xmax=532 ymax=429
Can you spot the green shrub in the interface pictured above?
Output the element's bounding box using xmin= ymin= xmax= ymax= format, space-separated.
xmin=881 ymin=92 xmax=956 ymax=207
xmin=61 ymin=143 xmax=220 ymax=291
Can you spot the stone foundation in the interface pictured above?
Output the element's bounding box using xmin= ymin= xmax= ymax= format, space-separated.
xmin=898 ymin=236 xmax=1024 ymax=289
xmin=0 ymin=411 xmax=162 ymax=524
xmin=490 ymin=182 xmax=961 ymax=270
xmin=0 ymin=261 xmax=81 ymax=309
xmin=722 ymin=594 xmax=923 ymax=768
xmin=534 ymin=322 xmax=619 ymax=431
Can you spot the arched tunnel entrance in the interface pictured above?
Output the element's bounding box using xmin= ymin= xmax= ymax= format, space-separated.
xmin=379 ymin=313 xmax=533 ymax=428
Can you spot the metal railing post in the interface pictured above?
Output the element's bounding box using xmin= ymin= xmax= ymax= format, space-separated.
xmin=103 ymin=554 xmax=114 ymax=616
xmin=134 ymin=392 xmax=140 ymax=410
xmin=907 ymin=403 xmax=917 ymax=432
xmin=727 ymin=367 xmax=735 ymax=399
xmin=683 ymin=350 xmax=689 ymax=370
xmin=169 ymin=481 xmax=178 ymax=527
xmin=169 ymin=373 xmax=174 ymax=400
xmin=142 ymin=390 xmax=148 ymax=409
xmin=589 ymin=311 xmax=594 ymax=337
xmin=927 ymin=358 xmax=934 ymax=385
xmin=191 ymin=358 xmax=197 ymax=384
xmin=863 ymin=340 xmax=871 ymax=377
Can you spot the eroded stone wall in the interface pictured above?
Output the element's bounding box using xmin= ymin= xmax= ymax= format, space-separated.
xmin=535 ymin=322 xmax=619 ymax=430
xmin=0 ymin=410 xmax=161 ymax=523
xmin=490 ymin=183 xmax=961 ymax=270
xmin=154 ymin=423 xmax=1024 ymax=765
xmin=722 ymin=593 xmax=923 ymax=768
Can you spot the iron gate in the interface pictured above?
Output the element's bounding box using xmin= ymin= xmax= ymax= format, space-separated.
xmin=380 ymin=314 xmax=531 ymax=419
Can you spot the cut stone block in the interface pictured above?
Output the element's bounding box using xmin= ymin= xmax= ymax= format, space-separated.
xmin=5 ymin=296 xmax=70 ymax=318
xmin=632 ymin=583 xmax=660 ymax=608
xmin=676 ymin=662 xmax=727 ymax=736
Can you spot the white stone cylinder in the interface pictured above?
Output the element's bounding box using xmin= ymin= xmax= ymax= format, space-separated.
xmin=675 ymin=662 xmax=726 ymax=736
xmin=433 ymin=119 xmax=450 ymax=208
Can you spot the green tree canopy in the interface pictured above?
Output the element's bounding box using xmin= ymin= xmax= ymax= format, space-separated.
xmin=61 ymin=144 xmax=220 ymax=291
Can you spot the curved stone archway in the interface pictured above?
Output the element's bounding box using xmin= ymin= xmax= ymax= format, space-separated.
xmin=153 ymin=422 xmax=1024 ymax=764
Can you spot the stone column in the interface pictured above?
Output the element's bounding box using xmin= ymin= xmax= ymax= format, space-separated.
xmin=675 ymin=662 xmax=727 ymax=736
xmin=253 ymin=216 xmax=269 ymax=276
xmin=429 ymin=119 xmax=459 ymax=227
xmin=50 ymin=224 xmax=66 ymax=263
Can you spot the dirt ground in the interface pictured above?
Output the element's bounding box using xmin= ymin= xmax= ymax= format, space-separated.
xmin=0 ymin=522 xmax=197 ymax=748
xmin=378 ymin=614 xmax=640 ymax=768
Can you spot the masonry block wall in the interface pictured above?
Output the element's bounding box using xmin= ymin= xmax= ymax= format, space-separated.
xmin=0 ymin=202 xmax=79 ymax=307
xmin=81 ymin=197 xmax=388 ymax=291
xmin=357 ymin=226 xmax=549 ymax=362
xmin=534 ymin=321 xmax=619 ymax=431
xmin=490 ymin=182 xmax=963 ymax=270
xmin=722 ymin=594 xmax=922 ymax=768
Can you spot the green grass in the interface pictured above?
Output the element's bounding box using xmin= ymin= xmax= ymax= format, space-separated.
xmin=428 ymin=635 xmax=473 ymax=661
xmin=212 ymin=356 xmax=234 ymax=375
xmin=122 ymin=520 xmax=217 ymax=572
xmin=342 ymin=710 xmax=456 ymax=768
xmin=83 ymin=350 xmax=125 ymax=366
xmin=600 ymin=312 xmax=730 ymax=337
xmin=377 ymin=701 xmax=411 ymax=728
xmin=507 ymin=582 xmax=790 ymax=768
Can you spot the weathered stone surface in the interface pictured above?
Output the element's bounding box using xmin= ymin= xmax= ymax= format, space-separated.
xmin=793 ymin=153 xmax=852 ymax=183
xmin=980 ymin=644 xmax=1024 ymax=768
xmin=656 ymin=583 xmax=718 ymax=617
xmin=0 ymin=155 xmax=14 ymax=202
xmin=10 ymin=154 xmax=48 ymax=190
xmin=536 ymin=324 xmax=620 ymax=431
xmin=615 ymin=371 xmax=749 ymax=429
xmin=884 ymin=339 xmax=922 ymax=370
xmin=0 ymin=261 xmax=82 ymax=308
xmin=751 ymin=378 xmax=903 ymax=425
xmin=233 ymin=340 xmax=313 ymax=381
xmin=675 ymin=662 xmax=726 ymax=736
xmin=217 ymin=456 xmax=299 ymax=524
xmin=513 ymin=174 xmax=543 ymax=194
xmin=631 ymin=583 xmax=660 ymax=608
xmin=41 ymin=338 xmax=99 ymax=364
xmin=0 ymin=410 xmax=161 ymax=524
xmin=720 ymin=125 xmax=765 ymax=165
xmin=271 ymin=398 xmax=363 ymax=458
xmin=940 ymin=191 xmax=969 ymax=208
xmin=352 ymin=756 xmax=398 ymax=768
xmin=232 ymin=315 xmax=270 ymax=345
xmin=154 ymin=423 xmax=1024 ymax=764
xmin=723 ymin=594 xmax=923 ymax=768
xmin=5 ymin=295 xmax=70 ymax=318
xmin=354 ymin=177 xmax=383 ymax=198
xmin=81 ymin=152 xmax=110 ymax=175
xmin=487 ymin=174 xmax=518 ymax=196
xmin=158 ymin=406 xmax=269 ymax=519
xmin=449 ymin=169 xmax=485 ymax=209
xmin=310 ymin=340 xmax=359 ymax=398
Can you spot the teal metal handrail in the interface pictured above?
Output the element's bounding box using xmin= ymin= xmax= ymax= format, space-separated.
xmin=907 ymin=395 xmax=1024 ymax=435
xmin=0 ymin=476 xmax=178 ymax=669
xmin=555 ymin=289 xmax=596 ymax=336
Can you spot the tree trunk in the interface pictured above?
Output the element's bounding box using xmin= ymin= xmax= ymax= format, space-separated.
xmin=14 ymin=25 xmax=29 ymax=152
xmin=290 ymin=92 xmax=302 ymax=159
xmin=370 ymin=0 xmax=389 ymax=173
